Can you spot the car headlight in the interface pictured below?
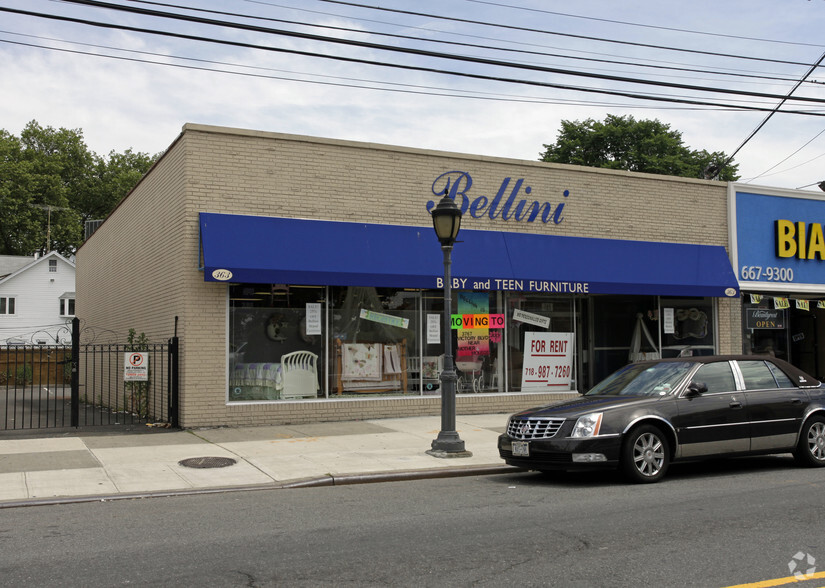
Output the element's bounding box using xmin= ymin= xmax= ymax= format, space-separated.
xmin=571 ymin=412 xmax=603 ymax=438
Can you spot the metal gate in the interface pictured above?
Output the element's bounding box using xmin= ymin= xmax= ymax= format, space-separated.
xmin=1 ymin=318 xmax=179 ymax=431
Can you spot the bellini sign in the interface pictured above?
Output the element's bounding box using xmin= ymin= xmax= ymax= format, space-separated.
xmin=427 ymin=171 xmax=570 ymax=224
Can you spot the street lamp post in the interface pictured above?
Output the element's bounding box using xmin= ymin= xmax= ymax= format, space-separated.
xmin=427 ymin=189 xmax=472 ymax=458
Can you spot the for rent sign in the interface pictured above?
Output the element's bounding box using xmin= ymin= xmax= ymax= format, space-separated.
xmin=521 ymin=333 xmax=574 ymax=391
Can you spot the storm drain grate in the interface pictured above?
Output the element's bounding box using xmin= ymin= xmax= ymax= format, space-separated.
xmin=178 ymin=456 xmax=237 ymax=469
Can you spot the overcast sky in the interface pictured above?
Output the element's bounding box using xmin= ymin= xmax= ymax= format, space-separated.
xmin=3 ymin=0 xmax=825 ymax=191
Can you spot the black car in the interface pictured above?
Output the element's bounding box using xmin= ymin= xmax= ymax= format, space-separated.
xmin=498 ymin=355 xmax=825 ymax=483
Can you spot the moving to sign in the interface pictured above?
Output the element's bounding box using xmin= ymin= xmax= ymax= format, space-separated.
xmin=451 ymin=314 xmax=505 ymax=329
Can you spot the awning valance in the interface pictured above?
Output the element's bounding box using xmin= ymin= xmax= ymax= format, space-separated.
xmin=199 ymin=212 xmax=739 ymax=297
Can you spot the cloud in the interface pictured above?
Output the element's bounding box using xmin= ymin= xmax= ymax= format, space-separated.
xmin=3 ymin=0 xmax=825 ymax=190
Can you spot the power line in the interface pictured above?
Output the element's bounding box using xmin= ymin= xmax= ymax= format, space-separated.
xmin=464 ymin=0 xmax=825 ymax=49
xmin=0 ymin=36 xmax=644 ymax=106
xmin=6 ymin=6 xmax=825 ymax=115
xmin=746 ymin=127 xmax=825 ymax=182
xmin=746 ymin=150 xmax=825 ymax=183
xmin=796 ymin=178 xmax=825 ymax=189
xmin=106 ymin=0 xmax=824 ymax=88
xmin=719 ymin=51 xmax=825 ymax=178
xmin=2 ymin=33 xmax=813 ymax=114
xmin=240 ymin=0 xmax=824 ymax=81
xmin=6 ymin=0 xmax=821 ymax=185
xmin=33 ymin=2 xmax=825 ymax=106
xmin=315 ymin=0 xmax=823 ymax=68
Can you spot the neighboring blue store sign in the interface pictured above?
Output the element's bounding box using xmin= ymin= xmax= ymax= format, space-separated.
xmin=730 ymin=185 xmax=825 ymax=293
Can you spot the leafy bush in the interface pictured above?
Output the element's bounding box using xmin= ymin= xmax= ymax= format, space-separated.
xmin=15 ymin=364 xmax=33 ymax=385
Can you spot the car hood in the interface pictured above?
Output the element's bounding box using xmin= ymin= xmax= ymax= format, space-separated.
xmin=513 ymin=395 xmax=661 ymax=419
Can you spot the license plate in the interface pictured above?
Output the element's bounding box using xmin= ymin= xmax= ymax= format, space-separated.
xmin=512 ymin=441 xmax=530 ymax=457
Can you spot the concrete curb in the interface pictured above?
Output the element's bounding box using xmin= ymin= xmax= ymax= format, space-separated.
xmin=0 ymin=465 xmax=525 ymax=509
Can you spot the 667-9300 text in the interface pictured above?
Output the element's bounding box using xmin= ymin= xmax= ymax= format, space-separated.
xmin=741 ymin=266 xmax=794 ymax=281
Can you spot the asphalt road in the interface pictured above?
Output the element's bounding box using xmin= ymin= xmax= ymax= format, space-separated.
xmin=1 ymin=455 xmax=823 ymax=587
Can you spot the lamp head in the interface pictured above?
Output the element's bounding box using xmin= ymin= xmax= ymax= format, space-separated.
xmin=431 ymin=188 xmax=462 ymax=246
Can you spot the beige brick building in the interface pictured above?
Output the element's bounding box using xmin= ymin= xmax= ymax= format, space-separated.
xmin=76 ymin=124 xmax=743 ymax=428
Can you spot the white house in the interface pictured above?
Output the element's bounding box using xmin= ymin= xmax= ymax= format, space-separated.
xmin=0 ymin=252 xmax=76 ymax=345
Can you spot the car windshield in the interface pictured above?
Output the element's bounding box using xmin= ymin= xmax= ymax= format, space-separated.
xmin=584 ymin=361 xmax=694 ymax=397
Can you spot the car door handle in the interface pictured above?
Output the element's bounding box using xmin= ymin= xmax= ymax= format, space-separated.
xmin=791 ymin=398 xmax=802 ymax=404
xmin=729 ymin=401 xmax=743 ymax=409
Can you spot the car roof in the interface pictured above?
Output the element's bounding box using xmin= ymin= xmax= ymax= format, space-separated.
xmin=636 ymin=355 xmax=820 ymax=387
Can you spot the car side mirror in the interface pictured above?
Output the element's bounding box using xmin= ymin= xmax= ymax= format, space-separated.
xmin=685 ymin=382 xmax=708 ymax=397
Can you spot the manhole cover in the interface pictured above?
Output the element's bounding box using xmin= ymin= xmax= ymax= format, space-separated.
xmin=178 ymin=456 xmax=237 ymax=469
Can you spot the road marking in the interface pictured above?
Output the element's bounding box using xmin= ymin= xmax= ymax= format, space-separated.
xmin=723 ymin=571 xmax=825 ymax=587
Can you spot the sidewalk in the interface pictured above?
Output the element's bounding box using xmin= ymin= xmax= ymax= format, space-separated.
xmin=0 ymin=413 xmax=516 ymax=507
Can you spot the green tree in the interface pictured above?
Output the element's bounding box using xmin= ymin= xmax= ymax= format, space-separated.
xmin=19 ymin=121 xmax=89 ymax=254
xmin=81 ymin=149 xmax=156 ymax=224
xmin=0 ymin=129 xmax=41 ymax=255
xmin=539 ymin=114 xmax=739 ymax=181
xmin=0 ymin=121 xmax=157 ymax=256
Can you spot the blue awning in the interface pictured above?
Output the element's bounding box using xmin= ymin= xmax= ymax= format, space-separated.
xmin=199 ymin=212 xmax=739 ymax=297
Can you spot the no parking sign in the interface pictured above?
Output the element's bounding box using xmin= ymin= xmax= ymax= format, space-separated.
xmin=124 ymin=352 xmax=149 ymax=381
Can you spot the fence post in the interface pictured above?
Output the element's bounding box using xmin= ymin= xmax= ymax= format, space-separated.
xmin=71 ymin=317 xmax=80 ymax=428
xmin=168 ymin=336 xmax=179 ymax=428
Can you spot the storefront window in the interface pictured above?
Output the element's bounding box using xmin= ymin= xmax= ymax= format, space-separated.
xmin=228 ymin=284 xmax=325 ymax=402
xmin=506 ymin=294 xmax=574 ymax=392
xmin=590 ymin=296 xmax=657 ymax=385
xmin=454 ymin=291 xmax=503 ymax=394
xmin=226 ymin=283 xmax=721 ymax=401
xmin=742 ymin=302 xmax=789 ymax=360
xmin=659 ymin=297 xmax=715 ymax=358
xmin=420 ymin=289 xmax=446 ymax=395
xmin=330 ymin=287 xmax=420 ymax=397
xmin=742 ymin=298 xmax=824 ymax=378
xmin=420 ymin=290 xmax=504 ymax=394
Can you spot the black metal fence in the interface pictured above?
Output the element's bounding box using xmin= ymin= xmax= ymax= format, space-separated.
xmin=0 ymin=319 xmax=178 ymax=431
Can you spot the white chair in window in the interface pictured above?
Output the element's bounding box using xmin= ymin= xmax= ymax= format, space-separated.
xmin=280 ymin=351 xmax=319 ymax=399
xmin=406 ymin=355 xmax=421 ymax=392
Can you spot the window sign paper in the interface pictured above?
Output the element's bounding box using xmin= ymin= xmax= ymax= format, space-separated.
xmin=360 ymin=308 xmax=410 ymax=329
xmin=458 ymin=292 xmax=489 ymax=359
xmin=521 ymin=333 xmax=574 ymax=391
xmin=427 ymin=314 xmax=441 ymax=345
xmin=512 ymin=308 xmax=551 ymax=329
xmin=450 ymin=314 xmax=505 ymax=329
xmin=305 ymin=303 xmax=322 ymax=335
xmin=663 ymin=308 xmax=675 ymax=334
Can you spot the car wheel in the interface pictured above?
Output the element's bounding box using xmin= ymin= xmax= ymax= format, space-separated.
xmin=621 ymin=425 xmax=670 ymax=483
xmin=793 ymin=415 xmax=825 ymax=467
